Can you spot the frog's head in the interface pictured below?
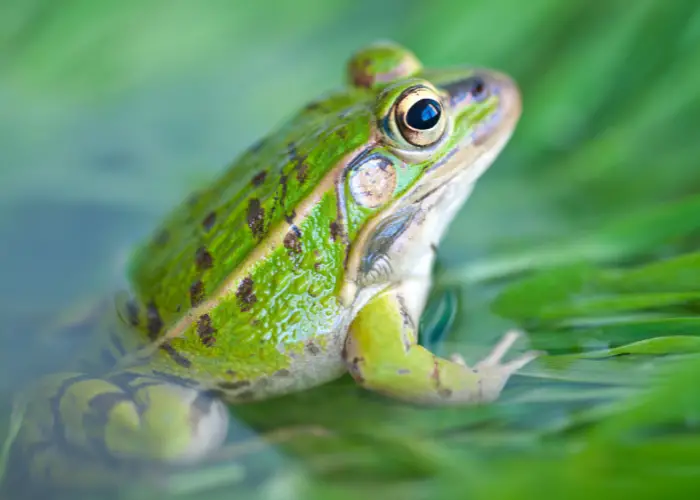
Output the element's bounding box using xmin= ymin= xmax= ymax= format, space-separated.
xmin=341 ymin=41 xmax=522 ymax=301
xmin=125 ymin=41 xmax=520 ymax=335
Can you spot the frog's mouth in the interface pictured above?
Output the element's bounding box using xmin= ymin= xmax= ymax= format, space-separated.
xmin=403 ymin=70 xmax=522 ymax=207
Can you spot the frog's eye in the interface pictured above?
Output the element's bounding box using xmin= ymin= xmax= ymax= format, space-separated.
xmin=394 ymin=86 xmax=446 ymax=147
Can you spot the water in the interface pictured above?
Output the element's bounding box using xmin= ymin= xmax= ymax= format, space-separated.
xmin=1 ymin=1 xmax=700 ymax=498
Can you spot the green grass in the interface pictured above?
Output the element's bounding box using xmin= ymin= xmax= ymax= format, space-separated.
xmin=1 ymin=0 xmax=700 ymax=498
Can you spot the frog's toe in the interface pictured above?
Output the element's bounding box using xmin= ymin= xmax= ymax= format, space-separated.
xmin=470 ymin=330 xmax=541 ymax=401
xmin=474 ymin=329 xmax=522 ymax=369
xmin=501 ymin=349 xmax=542 ymax=373
xmin=448 ymin=330 xmax=537 ymax=370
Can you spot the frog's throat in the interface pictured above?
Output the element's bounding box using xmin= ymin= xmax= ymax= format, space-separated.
xmin=341 ymin=157 xmax=478 ymax=326
xmin=341 ymin=97 xmax=519 ymax=311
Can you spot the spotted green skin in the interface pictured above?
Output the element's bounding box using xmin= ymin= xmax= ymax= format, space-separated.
xmin=6 ymin=41 xmax=528 ymax=490
xmin=124 ymin=90 xmax=372 ymax=383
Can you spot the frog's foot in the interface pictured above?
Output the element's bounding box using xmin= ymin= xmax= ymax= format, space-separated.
xmin=449 ymin=330 xmax=541 ymax=402
xmin=345 ymin=291 xmax=541 ymax=405
xmin=9 ymin=370 xmax=229 ymax=489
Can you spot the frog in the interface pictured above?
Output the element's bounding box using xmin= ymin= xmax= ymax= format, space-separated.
xmin=5 ymin=40 xmax=537 ymax=489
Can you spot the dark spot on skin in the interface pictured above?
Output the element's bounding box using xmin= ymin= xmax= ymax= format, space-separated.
xmin=247 ymin=198 xmax=265 ymax=238
xmin=265 ymin=174 xmax=285 ymax=226
xmin=400 ymin=306 xmax=412 ymax=328
xmin=274 ymin=369 xmax=291 ymax=377
xmin=283 ymin=229 xmax=302 ymax=255
xmin=430 ymin=356 xmax=440 ymax=382
xmin=125 ymin=299 xmax=140 ymax=326
xmin=219 ymin=380 xmax=251 ymax=390
xmin=160 ymin=342 xmax=192 ymax=368
xmin=348 ymin=356 xmax=365 ymax=383
xmin=236 ymin=276 xmax=257 ymax=312
xmin=190 ymin=280 xmax=205 ymax=307
xmin=430 ymin=355 xmax=451 ymax=399
xmin=395 ymin=296 xmax=414 ymax=352
xmin=154 ymin=230 xmax=170 ymax=246
xmin=202 ymin=212 xmax=216 ymax=232
xmin=251 ymin=170 xmax=267 ymax=186
xmin=285 ymin=210 xmax=296 ymax=224
xmin=146 ymin=302 xmax=163 ymax=339
xmin=287 ymin=142 xmax=309 ymax=183
xmin=306 ymin=342 xmax=321 ymax=355
xmin=196 ymin=314 xmax=217 ymax=347
xmin=329 ymin=221 xmax=342 ymax=242
xmin=296 ymin=161 xmax=309 ymax=183
xmin=279 ymin=175 xmax=288 ymax=204
xmin=195 ymin=246 xmax=214 ymax=271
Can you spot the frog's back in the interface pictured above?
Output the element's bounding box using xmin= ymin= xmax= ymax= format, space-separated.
xmin=127 ymin=91 xmax=371 ymax=331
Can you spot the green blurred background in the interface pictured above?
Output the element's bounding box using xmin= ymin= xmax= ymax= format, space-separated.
xmin=1 ymin=0 xmax=700 ymax=498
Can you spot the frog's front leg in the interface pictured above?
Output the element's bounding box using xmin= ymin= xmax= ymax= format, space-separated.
xmin=344 ymin=288 xmax=539 ymax=405
xmin=12 ymin=369 xmax=229 ymax=487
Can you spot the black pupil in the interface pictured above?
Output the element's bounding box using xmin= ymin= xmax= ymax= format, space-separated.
xmin=406 ymin=98 xmax=441 ymax=130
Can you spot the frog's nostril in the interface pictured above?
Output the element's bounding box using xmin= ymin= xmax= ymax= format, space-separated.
xmin=466 ymin=76 xmax=488 ymax=101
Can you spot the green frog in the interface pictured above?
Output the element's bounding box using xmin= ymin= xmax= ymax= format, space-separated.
xmin=7 ymin=41 xmax=537 ymax=488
